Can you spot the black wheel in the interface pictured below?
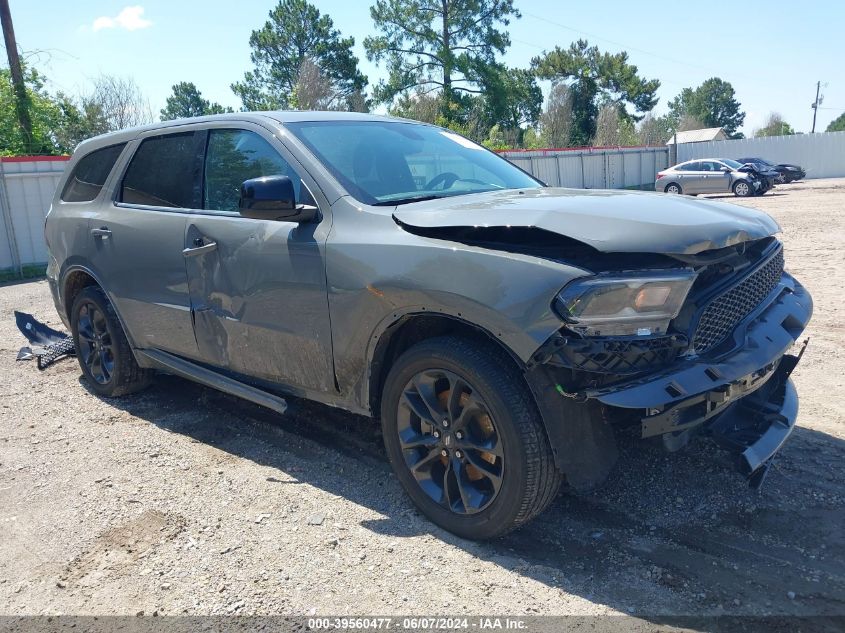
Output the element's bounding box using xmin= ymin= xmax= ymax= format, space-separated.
xmin=664 ymin=182 xmax=682 ymax=194
xmin=71 ymin=286 xmax=152 ymax=397
xmin=733 ymin=180 xmax=752 ymax=197
xmin=380 ymin=337 xmax=562 ymax=540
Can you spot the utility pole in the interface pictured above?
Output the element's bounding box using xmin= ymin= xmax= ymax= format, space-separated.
xmin=811 ymin=81 xmax=821 ymax=133
xmin=0 ymin=0 xmax=32 ymax=151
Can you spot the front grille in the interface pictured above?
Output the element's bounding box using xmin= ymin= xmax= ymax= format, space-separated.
xmin=692 ymin=248 xmax=785 ymax=354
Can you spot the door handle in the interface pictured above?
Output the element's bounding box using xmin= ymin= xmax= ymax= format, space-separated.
xmin=91 ymin=227 xmax=112 ymax=239
xmin=182 ymin=240 xmax=218 ymax=257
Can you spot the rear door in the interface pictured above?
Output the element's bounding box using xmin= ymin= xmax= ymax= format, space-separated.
xmin=676 ymin=161 xmax=705 ymax=193
xmin=87 ymin=130 xmax=202 ymax=359
xmin=183 ymin=124 xmax=336 ymax=395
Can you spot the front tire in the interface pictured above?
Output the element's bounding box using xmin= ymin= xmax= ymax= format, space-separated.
xmin=664 ymin=182 xmax=682 ymax=194
xmin=70 ymin=286 xmax=152 ymax=397
xmin=380 ymin=337 xmax=562 ymax=540
xmin=733 ymin=180 xmax=752 ymax=197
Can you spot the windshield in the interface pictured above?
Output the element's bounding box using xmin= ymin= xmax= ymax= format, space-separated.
xmin=721 ymin=159 xmax=744 ymax=169
xmin=285 ymin=120 xmax=542 ymax=205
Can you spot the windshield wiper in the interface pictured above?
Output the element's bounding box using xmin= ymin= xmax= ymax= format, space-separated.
xmin=372 ymin=194 xmax=446 ymax=206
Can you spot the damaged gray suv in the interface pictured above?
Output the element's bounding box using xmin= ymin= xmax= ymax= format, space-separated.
xmin=46 ymin=112 xmax=812 ymax=539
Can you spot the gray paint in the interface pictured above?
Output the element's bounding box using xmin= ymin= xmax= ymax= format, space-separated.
xmin=393 ymin=187 xmax=779 ymax=255
xmin=45 ymin=111 xmax=782 ymax=417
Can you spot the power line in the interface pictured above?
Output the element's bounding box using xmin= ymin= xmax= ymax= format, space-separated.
xmin=521 ymin=12 xmax=765 ymax=82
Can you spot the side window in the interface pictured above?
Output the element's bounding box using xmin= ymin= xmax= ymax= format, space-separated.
xmin=204 ymin=129 xmax=301 ymax=212
xmin=678 ymin=162 xmax=702 ymax=171
xmin=61 ymin=143 xmax=126 ymax=202
xmin=121 ymin=132 xmax=198 ymax=208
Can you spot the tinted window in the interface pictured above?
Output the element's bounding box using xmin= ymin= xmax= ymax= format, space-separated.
xmin=721 ymin=159 xmax=743 ymax=169
xmin=61 ymin=143 xmax=126 ymax=202
xmin=286 ymin=121 xmax=541 ymax=205
xmin=121 ymin=133 xmax=198 ymax=208
xmin=677 ymin=162 xmax=702 ymax=171
xmin=204 ymin=129 xmax=301 ymax=212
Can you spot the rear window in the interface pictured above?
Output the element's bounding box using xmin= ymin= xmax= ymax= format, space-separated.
xmin=121 ymin=132 xmax=198 ymax=208
xmin=60 ymin=143 xmax=126 ymax=202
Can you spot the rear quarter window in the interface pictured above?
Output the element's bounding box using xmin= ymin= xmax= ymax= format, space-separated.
xmin=60 ymin=143 xmax=126 ymax=202
xmin=121 ymin=132 xmax=198 ymax=208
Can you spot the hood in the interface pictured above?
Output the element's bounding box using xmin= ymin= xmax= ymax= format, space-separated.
xmin=392 ymin=188 xmax=780 ymax=255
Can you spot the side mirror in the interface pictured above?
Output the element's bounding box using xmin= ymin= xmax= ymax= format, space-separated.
xmin=238 ymin=175 xmax=318 ymax=223
xmin=720 ymin=166 xmax=731 ymax=172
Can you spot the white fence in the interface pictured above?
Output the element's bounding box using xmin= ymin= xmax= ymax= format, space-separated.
xmin=677 ymin=130 xmax=845 ymax=179
xmin=0 ymin=156 xmax=68 ymax=275
xmin=498 ymin=146 xmax=670 ymax=190
xmin=1 ymin=134 xmax=842 ymax=274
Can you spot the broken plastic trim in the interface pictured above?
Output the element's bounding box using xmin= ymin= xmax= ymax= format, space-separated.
xmin=14 ymin=311 xmax=76 ymax=370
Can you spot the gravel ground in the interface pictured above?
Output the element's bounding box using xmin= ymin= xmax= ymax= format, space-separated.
xmin=1 ymin=178 xmax=843 ymax=622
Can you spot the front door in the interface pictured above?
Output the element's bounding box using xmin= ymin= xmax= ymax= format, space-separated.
xmin=88 ymin=131 xmax=201 ymax=359
xmin=183 ymin=126 xmax=335 ymax=395
xmin=700 ymin=161 xmax=730 ymax=194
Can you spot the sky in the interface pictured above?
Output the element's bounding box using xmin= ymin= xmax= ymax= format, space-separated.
xmin=6 ymin=0 xmax=845 ymax=136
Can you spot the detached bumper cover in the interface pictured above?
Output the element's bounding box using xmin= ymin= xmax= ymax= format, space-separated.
xmin=707 ymin=354 xmax=801 ymax=488
xmin=580 ymin=274 xmax=811 ymax=485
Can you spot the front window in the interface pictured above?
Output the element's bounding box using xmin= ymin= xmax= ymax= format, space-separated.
xmin=204 ymin=129 xmax=301 ymax=212
xmin=285 ymin=120 xmax=542 ymax=205
xmin=720 ymin=159 xmax=744 ymax=169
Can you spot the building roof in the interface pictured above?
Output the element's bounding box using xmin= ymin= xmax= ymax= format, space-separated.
xmin=666 ymin=127 xmax=728 ymax=144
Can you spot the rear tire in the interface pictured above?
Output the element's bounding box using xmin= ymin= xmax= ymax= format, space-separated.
xmin=733 ymin=180 xmax=752 ymax=197
xmin=664 ymin=183 xmax=682 ymax=194
xmin=380 ymin=337 xmax=562 ymax=540
xmin=70 ymin=286 xmax=152 ymax=397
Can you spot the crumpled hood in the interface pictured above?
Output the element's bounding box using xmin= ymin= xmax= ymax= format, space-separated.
xmin=392 ymin=188 xmax=780 ymax=255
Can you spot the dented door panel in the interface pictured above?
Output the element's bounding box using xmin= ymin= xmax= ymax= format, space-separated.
xmin=184 ymin=214 xmax=335 ymax=393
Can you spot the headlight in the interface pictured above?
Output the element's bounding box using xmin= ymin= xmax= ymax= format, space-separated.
xmin=555 ymin=271 xmax=697 ymax=336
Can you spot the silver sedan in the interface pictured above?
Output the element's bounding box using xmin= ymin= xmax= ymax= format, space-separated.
xmin=656 ymin=158 xmax=760 ymax=197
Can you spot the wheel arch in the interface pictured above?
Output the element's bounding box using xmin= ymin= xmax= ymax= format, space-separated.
xmin=367 ymin=311 xmax=526 ymax=417
xmin=60 ymin=265 xmax=139 ymax=350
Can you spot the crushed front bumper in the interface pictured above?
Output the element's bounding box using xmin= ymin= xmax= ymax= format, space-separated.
xmin=582 ymin=275 xmax=812 ymax=485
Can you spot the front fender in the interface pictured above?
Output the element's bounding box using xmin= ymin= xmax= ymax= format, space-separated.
xmin=326 ymin=198 xmax=586 ymax=412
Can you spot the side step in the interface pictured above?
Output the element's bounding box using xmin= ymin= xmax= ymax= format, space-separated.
xmin=135 ymin=349 xmax=287 ymax=415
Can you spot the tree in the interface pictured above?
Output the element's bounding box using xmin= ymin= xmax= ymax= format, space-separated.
xmin=532 ymin=39 xmax=660 ymax=146
xmin=755 ymin=112 xmax=795 ymax=137
xmin=290 ymin=58 xmax=371 ymax=111
xmin=825 ymin=112 xmax=845 ymax=133
xmin=231 ymin=0 xmax=366 ymax=111
xmin=0 ymin=65 xmax=96 ymax=154
xmin=477 ymin=65 xmax=542 ymax=146
xmin=365 ymin=0 xmax=519 ymax=121
xmin=593 ymin=103 xmax=638 ymax=146
xmin=84 ymin=74 xmax=153 ymax=131
xmin=537 ymin=82 xmax=572 ymax=148
xmin=388 ymin=88 xmax=442 ymax=123
xmin=160 ymin=82 xmax=232 ymax=120
xmin=667 ymin=78 xmax=745 ymax=137
xmin=636 ymin=112 xmax=672 ymax=146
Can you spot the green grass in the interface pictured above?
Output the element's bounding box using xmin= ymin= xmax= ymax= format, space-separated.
xmin=0 ymin=264 xmax=47 ymax=283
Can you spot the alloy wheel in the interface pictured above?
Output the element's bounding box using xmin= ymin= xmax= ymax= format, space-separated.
xmin=735 ymin=182 xmax=749 ymax=196
xmin=76 ymin=301 xmax=115 ymax=384
xmin=396 ymin=369 xmax=504 ymax=515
